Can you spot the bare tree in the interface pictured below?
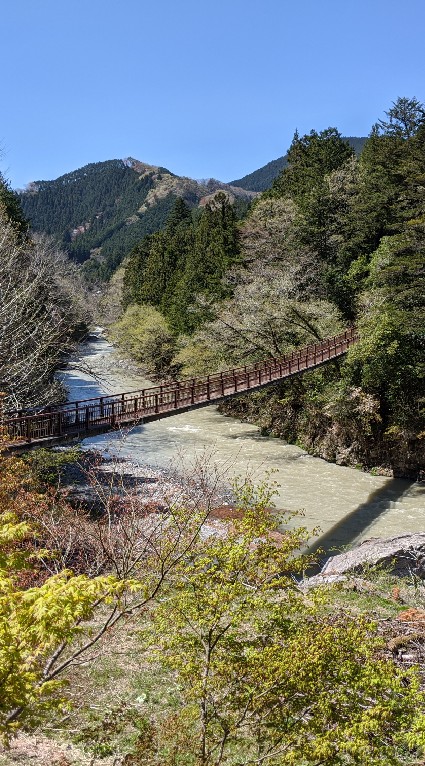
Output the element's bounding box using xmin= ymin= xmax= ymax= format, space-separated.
xmin=0 ymin=206 xmax=89 ymax=411
xmin=175 ymin=196 xmax=341 ymax=374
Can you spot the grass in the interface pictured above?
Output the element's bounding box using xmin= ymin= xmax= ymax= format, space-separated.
xmin=0 ymin=606 xmax=179 ymax=765
xmin=45 ymin=609 xmax=180 ymax=763
xmin=2 ymin=569 xmax=425 ymax=765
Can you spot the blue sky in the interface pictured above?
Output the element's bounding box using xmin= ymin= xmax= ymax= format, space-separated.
xmin=1 ymin=0 xmax=424 ymax=188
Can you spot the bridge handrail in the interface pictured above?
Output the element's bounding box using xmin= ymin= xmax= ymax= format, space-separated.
xmin=28 ymin=327 xmax=358 ymax=413
xmin=2 ymin=327 xmax=359 ymax=442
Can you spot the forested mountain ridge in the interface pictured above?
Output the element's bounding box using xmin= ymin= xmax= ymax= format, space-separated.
xmin=229 ymin=136 xmax=367 ymax=191
xmin=18 ymin=158 xmax=256 ymax=281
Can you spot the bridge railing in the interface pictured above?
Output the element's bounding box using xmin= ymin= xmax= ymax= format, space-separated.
xmin=2 ymin=328 xmax=359 ymax=443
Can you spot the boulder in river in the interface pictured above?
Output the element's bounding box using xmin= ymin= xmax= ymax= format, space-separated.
xmin=312 ymin=533 xmax=425 ymax=582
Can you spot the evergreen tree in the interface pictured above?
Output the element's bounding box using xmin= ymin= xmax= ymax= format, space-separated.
xmin=122 ymin=199 xmax=194 ymax=313
xmin=269 ymin=128 xmax=354 ymax=201
xmin=164 ymin=195 xmax=192 ymax=232
xmin=122 ymin=235 xmax=154 ymax=309
xmin=0 ymin=173 xmax=29 ymax=238
xmin=122 ymin=193 xmax=240 ymax=336
xmin=168 ymin=192 xmax=240 ymax=333
xmin=376 ymin=96 xmax=425 ymax=139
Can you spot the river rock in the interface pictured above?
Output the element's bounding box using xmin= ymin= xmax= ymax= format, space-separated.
xmin=316 ymin=533 xmax=425 ymax=580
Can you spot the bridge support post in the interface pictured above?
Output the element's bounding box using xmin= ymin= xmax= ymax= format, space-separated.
xmin=85 ymin=406 xmax=90 ymax=431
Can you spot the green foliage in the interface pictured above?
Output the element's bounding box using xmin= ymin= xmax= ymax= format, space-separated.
xmin=376 ymin=96 xmax=425 ymax=139
xmin=0 ymin=487 xmax=130 ymax=743
xmin=135 ymin=478 xmax=425 ymax=765
xmin=22 ymin=447 xmax=81 ymax=488
xmin=264 ymin=129 xmax=357 ymax=316
xmin=230 ymin=154 xmax=290 ymax=192
xmin=122 ymin=235 xmax=155 ymax=310
xmin=0 ymin=559 xmax=122 ymax=741
xmin=111 ymin=303 xmax=177 ymax=376
xmin=19 ymin=160 xmax=181 ymax=280
xmin=0 ymin=174 xmax=29 ymax=238
xmin=345 ymin=229 xmax=425 ymax=432
xmin=169 ymin=192 xmax=239 ymax=333
xmin=172 ymin=333 xmax=226 ymax=377
xmin=230 ymin=137 xmax=366 ymax=193
xmin=122 ymin=193 xmax=240 ymax=337
xmin=80 ymin=193 xmax=178 ymax=282
xmin=269 ymin=127 xmax=354 ymax=201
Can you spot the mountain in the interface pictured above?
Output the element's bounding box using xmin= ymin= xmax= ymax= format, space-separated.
xmin=19 ymin=159 xmax=256 ymax=280
xmin=229 ymin=137 xmax=368 ymax=192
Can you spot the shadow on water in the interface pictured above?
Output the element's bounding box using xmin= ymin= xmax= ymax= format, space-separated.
xmin=308 ymin=478 xmax=421 ymax=565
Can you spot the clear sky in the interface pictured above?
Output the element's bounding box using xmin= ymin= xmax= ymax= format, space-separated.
xmin=1 ymin=0 xmax=424 ymax=189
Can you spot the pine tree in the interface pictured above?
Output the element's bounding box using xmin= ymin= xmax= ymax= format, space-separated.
xmin=167 ymin=193 xmax=240 ymax=333
xmin=269 ymin=128 xmax=354 ymax=202
xmin=0 ymin=173 xmax=29 ymax=238
xmin=122 ymin=235 xmax=154 ymax=309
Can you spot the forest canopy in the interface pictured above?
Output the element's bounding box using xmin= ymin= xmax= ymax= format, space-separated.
xmin=118 ymin=98 xmax=425 ymax=477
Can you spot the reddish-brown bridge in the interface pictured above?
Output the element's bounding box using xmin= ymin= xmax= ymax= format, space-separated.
xmin=3 ymin=328 xmax=358 ymax=446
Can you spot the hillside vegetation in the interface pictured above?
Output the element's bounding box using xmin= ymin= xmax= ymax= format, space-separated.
xmin=1 ymin=448 xmax=425 ymax=765
xmin=229 ymin=136 xmax=367 ymax=191
xmin=18 ymin=159 xmax=255 ymax=281
xmin=0 ymin=174 xmax=88 ymax=411
xmin=118 ymin=99 xmax=425 ymax=478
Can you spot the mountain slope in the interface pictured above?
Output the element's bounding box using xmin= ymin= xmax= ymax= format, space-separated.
xmin=229 ymin=137 xmax=367 ymax=192
xmin=19 ymin=159 xmax=256 ymax=279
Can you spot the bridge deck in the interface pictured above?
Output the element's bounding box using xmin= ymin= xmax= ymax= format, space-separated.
xmin=2 ymin=328 xmax=358 ymax=446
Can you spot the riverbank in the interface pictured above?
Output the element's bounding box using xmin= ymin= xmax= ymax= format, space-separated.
xmin=48 ymin=446 xmax=237 ymax=550
xmin=217 ymin=381 xmax=425 ymax=481
xmin=56 ymin=331 xmax=425 ymax=556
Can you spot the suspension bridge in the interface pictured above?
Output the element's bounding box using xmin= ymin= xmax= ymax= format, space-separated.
xmin=3 ymin=328 xmax=359 ymax=447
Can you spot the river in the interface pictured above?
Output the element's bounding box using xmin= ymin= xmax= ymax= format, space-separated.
xmin=60 ymin=330 xmax=425 ymax=555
